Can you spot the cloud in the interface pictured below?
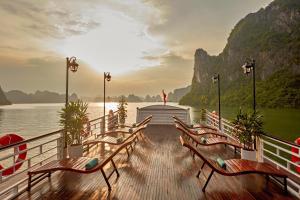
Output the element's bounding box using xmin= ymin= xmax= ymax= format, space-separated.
xmin=0 ymin=52 xmax=192 ymax=97
xmin=0 ymin=1 xmax=101 ymax=42
xmin=0 ymin=0 xmax=274 ymax=97
xmin=112 ymin=52 xmax=193 ymax=95
xmin=0 ymin=54 xmax=103 ymax=96
xmin=145 ymin=0 xmax=273 ymax=56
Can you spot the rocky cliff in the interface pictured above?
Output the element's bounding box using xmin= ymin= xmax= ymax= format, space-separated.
xmin=180 ymin=0 xmax=300 ymax=108
xmin=168 ymin=86 xmax=191 ymax=102
xmin=0 ymin=86 xmax=11 ymax=105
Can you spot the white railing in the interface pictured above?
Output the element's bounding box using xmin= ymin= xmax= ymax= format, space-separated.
xmin=205 ymin=109 xmax=300 ymax=198
xmin=205 ymin=110 xmax=240 ymax=143
xmin=261 ymin=134 xmax=300 ymax=198
xmin=0 ymin=111 xmax=119 ymax=200
xmin=0 ymin=130 xmax=63 ymax=200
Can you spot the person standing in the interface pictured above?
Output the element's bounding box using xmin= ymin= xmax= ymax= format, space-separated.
xmin=162 ymin=89 xmax=167 ymax=105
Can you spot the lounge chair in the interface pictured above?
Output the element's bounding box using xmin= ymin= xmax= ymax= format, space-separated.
xmin=179 ymin=136 xmax=288 ymax=193
xmin=27 ymin=136 xmax=137 ymax=191
xmin=84 ymin=125 xmax=147 ymax=155
xmin=172 ymin=116 xmax=217 ymax=132
xmin=123 ymin=115 xmax=152 ymax=128
xmin=175 ymin=124 xmax=242 ymax=152
xmin=174 ymin=119 xmax=226 ymax=138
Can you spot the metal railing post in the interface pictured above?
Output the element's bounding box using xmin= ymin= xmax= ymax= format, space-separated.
xmin=61 ymin=130 xmax=67 ymax=159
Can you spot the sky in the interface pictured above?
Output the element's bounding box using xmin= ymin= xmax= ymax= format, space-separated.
xmin=0 ymin=0 xmax=273 ymax=97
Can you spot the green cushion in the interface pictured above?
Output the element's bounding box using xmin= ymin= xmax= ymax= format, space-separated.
xmin=85 ymin=158 xmax=99 ymax=170
xmin=216 ymin=157 xmax=226 ymax=169
xmin=132 ymin=123 xmax=136 ymax=128
xmin=200 ymin=137 xmax=207 ymax=144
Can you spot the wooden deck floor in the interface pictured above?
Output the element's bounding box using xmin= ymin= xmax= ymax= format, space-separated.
xmin=16 ymin=125 xmax=293 ymax=200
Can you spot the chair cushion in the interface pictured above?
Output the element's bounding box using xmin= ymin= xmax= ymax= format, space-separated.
xmin=216 ymin=157 xmax=226 ymax=169
xmin=85 ymin=158 xmax=99 ymax=170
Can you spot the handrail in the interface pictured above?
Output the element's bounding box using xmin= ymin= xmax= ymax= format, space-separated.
xmin=205 ymin=109 xmax=300 ymax=148
xmin=0 ymin=129 xmax=62 ymax=152
xmin=204 ymin=109 xmax=300 ymax=198
xmin=0 ymin=110 xmax=119 ymax=200
xmin=0 ymin=110 xmax=120 ymax=152
xmin=262 ymin=133 xmax=300 ymax=148
xmin=89 ymin=110 xmax=118 ymax=123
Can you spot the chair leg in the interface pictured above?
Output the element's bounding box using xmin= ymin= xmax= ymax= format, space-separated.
xmin=202 ymin=170 xmax=214 ymax=192
xmin=101 ymin=169 xmax=111 ymax=191
xmin=201 ymin=162 xmax=205 ymax=169
xmin=265 ymin=175 xmax=269 ymax=184
xmin=284 ymin=177 xmax=287 ymax=194
xmin=111 ymin=159 xmax=119 ymax=177
xmin=27 ymin=174 xmax=32 ymax=191
xmin=126 ymin=147 xmax=130 ymax=157
xmin=196 ymin=163 xmax=205 ymax=178
xmin=196 ymin=170 xmax=201 ymax=178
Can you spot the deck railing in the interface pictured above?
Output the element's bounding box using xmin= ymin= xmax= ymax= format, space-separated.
xmin=205 ymin=110 xmax=300 ymax=198
xmin=0 ymin=110 xmax=119 ymax=200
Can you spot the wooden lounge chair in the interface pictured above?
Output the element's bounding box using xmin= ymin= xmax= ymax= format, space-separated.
xmin=27 ymin=136 xmax=137 ymax=191
xmin=174 ymin=119 xmax=226 ymax=138
xmin=172 ymin=115 xmax=217 ymax=132
xmin=179 ymin=136 xmax=288 ymax=193
xmin=124 ymin=115 xmax=152 ymax=128
xmin=84 ymin=125 xmax=147 ymax=155
xmin=175 ymin=124 xmax=242 ymax=152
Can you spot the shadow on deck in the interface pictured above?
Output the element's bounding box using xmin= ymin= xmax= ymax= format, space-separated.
xmin=16 ymin=125 xmax=294 ymax=200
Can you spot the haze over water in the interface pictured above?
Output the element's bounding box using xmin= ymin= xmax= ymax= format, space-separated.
xmin=0 ymin=103 xmax=299 ymax=142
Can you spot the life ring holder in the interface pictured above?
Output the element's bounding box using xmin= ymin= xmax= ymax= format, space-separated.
xmin=0 ymin=134 xmax=27 ymax=176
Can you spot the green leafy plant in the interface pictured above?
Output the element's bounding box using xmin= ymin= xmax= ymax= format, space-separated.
xmin=59 ymin=100 xmax=88 ymax=145
xmin=232 ymin=109 xmax=264 ymax=150
xmin=118 ymin=96 xmax=127 ymax=125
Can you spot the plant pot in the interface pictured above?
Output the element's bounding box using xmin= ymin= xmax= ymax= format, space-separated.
xmin=241 ymin=149 xmax=256 ymax=161
xmin=68 ymin=144 xmax=83 ymax=158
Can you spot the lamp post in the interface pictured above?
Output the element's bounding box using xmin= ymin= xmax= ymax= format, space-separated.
xmin=241 ymin=59 xmax=256 ymax=112
xmin=212 ymin=74 xmax=221 ymax=130
xmin=103 ymin=72 xmax=111 ymax=132
xmin=242 ymin=59 xmax=256 ymax=150
xmin=65 ymin=57 xmax=79 ymax=107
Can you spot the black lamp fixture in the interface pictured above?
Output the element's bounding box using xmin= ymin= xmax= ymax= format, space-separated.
xmin=241 ymin=59 xmax=256 ymax=112
xmin=65 ymin=57 xmax=79 ymax=107
xmin=103 ymin=72 xmax=111 ymax=132
xmin=212 ymin=74 xmax=221 ymax=130
xmin=242 ymin=59 xmax=255 ymax=75
xmin=104 ymin=72 xmax=111 ymax=82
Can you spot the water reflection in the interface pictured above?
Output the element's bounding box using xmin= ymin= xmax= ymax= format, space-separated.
xmin=0 ymin=103 xmax=298 ymax=142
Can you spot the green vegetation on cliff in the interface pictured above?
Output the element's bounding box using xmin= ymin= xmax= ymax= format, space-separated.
xmin=180 ymin=70 xmax=300 ymax=109
xmin=180 ymin=0 xmax=300 ymax=109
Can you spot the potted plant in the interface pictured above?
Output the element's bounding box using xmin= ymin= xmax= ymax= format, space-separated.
xmin=232 ymin=109 xmax=264 ymax=161
xmin=118 ymin=96 xmax=127 ymax=127
xmin=59 ymin=100 xmax=88 ymax=158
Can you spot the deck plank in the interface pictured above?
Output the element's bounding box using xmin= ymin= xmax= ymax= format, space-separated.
xmin=16 ymin=125 xmax=294 ymax=200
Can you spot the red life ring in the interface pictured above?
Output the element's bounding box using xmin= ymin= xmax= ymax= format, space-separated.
xmin=291 ymin=137 xmax=300 ymax=173
xmin=0 ymin=134 xmax=27 ymax=176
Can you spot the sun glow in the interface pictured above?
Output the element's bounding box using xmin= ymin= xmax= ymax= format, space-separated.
xmin=55 ymin=7 xmax=165 ymax=75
